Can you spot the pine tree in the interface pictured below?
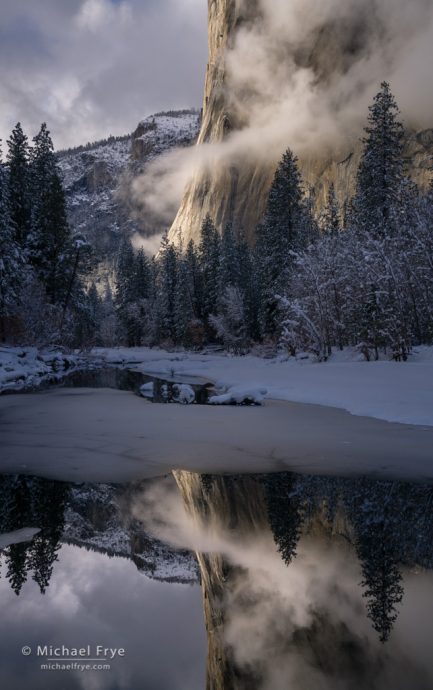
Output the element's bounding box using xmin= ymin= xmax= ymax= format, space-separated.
xmin=115 ymin=238 xmax=138 ymax=345
xmin=27 ymin=125 xmax=73 ymax=304
xmin=352 ymin=82 xmax=405 ymax=237
xmin=185 ymin=238 xmax=203 ymax=320
xmin=6 ymin=123 xmax=31 ymax=246
xmin=209 ymin=285 xmax=249 ymax=353
xmin=349 ymin=482 xmax=404 ymax=642
xmin=174 ymin=253 xmax=195 ymax=346
xmin=198 ymin=215 xmax=221 ymax=323
xmin=262 ymin=473 xmax=304 ymax=566
xmin=0 ymin=144 xmax=24 ymax=339
xmin=256 ymin=148 xmax=306 ymax=337
xmin=29 ymin=123 xmax=56 ymax=218
xmin=132 ymin=249 xmax=151 ymax=300
xmin=219 ymin=222 xmax=241 ymax=291
xmin=319 ymin=184 xmax=341 ymax=234
xmin=155 ymin=234 xmax=178 ymax=343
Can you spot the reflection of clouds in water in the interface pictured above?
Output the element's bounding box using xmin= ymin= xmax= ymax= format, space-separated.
xmin=133 ymin=476 xmax=433 ymax=690
xmin=0 ymin=544 xmax=205 ymax=690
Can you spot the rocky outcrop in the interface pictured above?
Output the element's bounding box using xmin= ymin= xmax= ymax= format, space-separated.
xmin=57 ymin=110 xmax=200 ymax=284
xmin=168 ymin=1 xmax=433 ymax=246
xmin=63 ymin=481 xmax=199 ymax=585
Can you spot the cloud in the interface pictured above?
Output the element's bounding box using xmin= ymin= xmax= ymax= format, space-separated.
xmin=224 ymin=0 xmax=433 ymax=156
xmin=131 ymin=231 xmax=164 ymax=256
xmin=0 ymin=0 xmax=207 ymax=149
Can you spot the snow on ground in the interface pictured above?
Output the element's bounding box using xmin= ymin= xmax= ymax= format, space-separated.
xmin=94 ymin=346 xmax=433 ymax=427
xmin=0 ymin=347 xmax=100 ymax=393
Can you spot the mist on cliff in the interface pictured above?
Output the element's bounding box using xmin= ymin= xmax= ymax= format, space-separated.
xmin=134 ymin=0 xmax=433 ymax=236
xmin=132 ymin=477 xmax=433 ymax=690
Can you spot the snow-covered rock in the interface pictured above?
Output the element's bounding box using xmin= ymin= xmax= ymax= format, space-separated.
xmin=209 ymin=386 xmax=267 ymax=406
xmin=63 ymin=483 xmax=199 ymax=585
xmin=140 ymin=381 xmax=154 ymax=398
xmin=172 ymin=384 xmax=196 ymax=404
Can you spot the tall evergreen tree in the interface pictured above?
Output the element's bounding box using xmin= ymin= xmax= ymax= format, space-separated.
xmin=219 ymin=222 xmax=241 ymax=291
xmin=262 ymin=473 xmax=304 ymax=566
xmin=350 ymin=482 xmax=404 ymax=642
xmin=155 ymin=234 xmax=178 ymax=343
xmin=174 ymin=252 xmax=195 ymax=346
xmin=198 ymin=215 xmax=221 ymax=323
xmin=27 ymin=125 xmax=73 ymax=304
xmin=0 ymin=144 xmax=24 ymax=339
xmin=352 ymin=82 xmax=405 ymax=237
xmin=185 ymin=238 xmax=203 ymax=321
xmin=319 ymin=184 xmax=341 ymax=234
xmin=6 ymin=123 xmax=31 ymax=246
xmin=115 ymin=238 xmax=138 ymax=345
xmin=256 ymin=148 xmax=306 ymax=337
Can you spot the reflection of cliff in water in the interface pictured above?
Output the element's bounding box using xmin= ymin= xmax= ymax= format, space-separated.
xmin=0 ymin=475 xmax=198 ymax=595
xmin=174 ymin=471 xmax=433 ymax=690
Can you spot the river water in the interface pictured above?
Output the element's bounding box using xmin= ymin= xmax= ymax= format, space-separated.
xmin=0 ymin=370 xmax=432 ymax=689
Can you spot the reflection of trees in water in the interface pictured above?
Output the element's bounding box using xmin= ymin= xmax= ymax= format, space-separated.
xmin=0 ymin=476 xmax=69 ymax=595
xmin=262 ymin=473 xmax=303 ymax=565
xmin=260 ymin=473 xmax=433 ymax=642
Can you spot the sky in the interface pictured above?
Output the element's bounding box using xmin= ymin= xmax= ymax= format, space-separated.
xmin=0 ymin=0 xmax=207 ymax=150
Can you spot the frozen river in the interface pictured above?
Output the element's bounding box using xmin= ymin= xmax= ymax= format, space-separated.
xmin=1 ymin=383 xmax=433 ymax=484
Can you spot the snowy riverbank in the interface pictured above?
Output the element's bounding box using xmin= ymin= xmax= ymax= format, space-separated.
xmin=0 ymin=347 xmax=100 ymax=393
xmin=94 ymin=346 xmax=433 ymax=428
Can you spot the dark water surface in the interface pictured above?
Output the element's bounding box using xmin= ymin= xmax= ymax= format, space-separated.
xmin=1 ymin=471 xmax=432 ymax=689
xmin=5 ymin=365 xmax=214 ymax=405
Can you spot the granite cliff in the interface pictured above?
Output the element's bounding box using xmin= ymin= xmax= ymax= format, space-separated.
xmin=168 ymin=0 xmax=433 ymax=246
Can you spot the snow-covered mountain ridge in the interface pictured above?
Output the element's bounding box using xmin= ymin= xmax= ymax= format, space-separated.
xmin=63 ymin=482 xmax=199 ymax=585
xmin=57 ymin=110 xmax=200 ymax=284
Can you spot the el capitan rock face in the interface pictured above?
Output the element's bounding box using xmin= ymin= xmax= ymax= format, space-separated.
xmin=168 ymin=1 xmax=433 ymax=246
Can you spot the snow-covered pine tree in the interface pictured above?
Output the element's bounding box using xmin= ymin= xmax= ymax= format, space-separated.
xmin=154 ymin=233 xmax=178 ymax=344
xmin=319 ymin=183 xmax=341 ymax=234
xmin=132 ymin=248 xmax=151 ymax=301
xmin=27 ymin=125 xmax=73 ymax=305
xmin=0 ymin=144 xmax=24 ymax=340
xmin=351 ymin=82 xmax=405 ymax=237
xmin=174 ymin=251 xmax=195 ymax=347
xmin=198 ymin=215 xmax=220 ymax=325
xmin=237 ymin=231 xmax=260 ymax=340
xmin=185 ymin=238 xmax=203 ymax=322
xmin=115 ymin=238 xmax=138 ymax=345
xmin=6 ymin=123 xmax=31 ymax=247
xmin=209 ymin=285 xmax=249 ymax=353
xmin=219 ymin=222 xmax=241 ymax=291
xmin=256 ymin=148 xmax=305 ymax=338
xmin=99 ymin=282 xmax=119 ymax=347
